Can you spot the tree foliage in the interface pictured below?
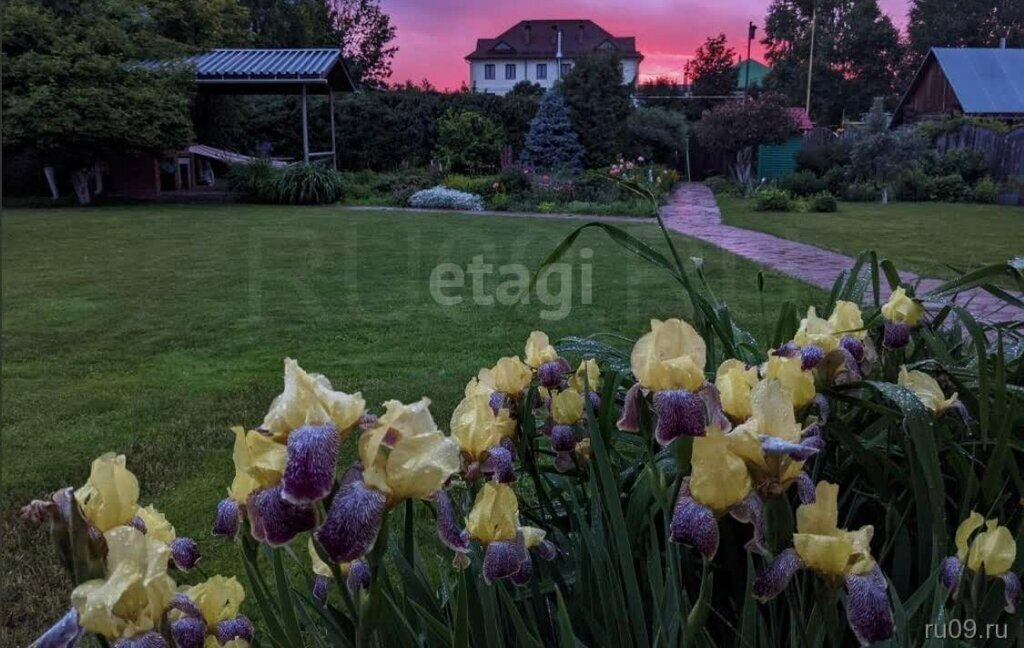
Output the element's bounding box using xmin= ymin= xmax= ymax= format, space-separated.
xmin=435 ymin=109 xmax=503 ymax=174
xmin=685 ymin=34 xmax=737 ymax=117
xmin=762 ymin=0 xmax=903 ymax=124
xmin=908 ymin=0 xmax=1024 ymax=63
xmin=694 ymin=95 xmax=798 ymax=183
xmin=327 ymin=0 xmax=397 ymax=88
xmin=560 ymin=53 xmax=632 ymax=167
xmin=847 ymin=98 xmax=930 ymax=201
xmin=626 ymin=107 xmax=689 ymax=165
xmin=637 ymin=76 xmax=686 ymax=112
xmin=520 ymin=90 xmax=584 ymax=172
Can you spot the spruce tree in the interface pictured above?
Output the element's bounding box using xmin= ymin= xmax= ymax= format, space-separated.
xmin=519 ymin=89 xmax=584 ymax=173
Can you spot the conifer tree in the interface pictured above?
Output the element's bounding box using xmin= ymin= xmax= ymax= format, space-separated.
xmin=519 ymin=89 xmax=584 ymax=172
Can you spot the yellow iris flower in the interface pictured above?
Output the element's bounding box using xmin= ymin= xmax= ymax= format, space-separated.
xmin=689 ymin=427 xmax=753 ymax=516
xmin=794 ymin=307 xmax=842 ymax=352
xmin=450 ymin=393 xmax=515 ymax=461
xmin=465 ymin=482 xmax=519 ymax=545
xmin=478 ymin=357 xmax=534 ymax=395
xmin=715 ymin=359 xmax=759 ymax=421
xmin=729 ymin=380 xmax=806 ymax=485
xmin=135 ymin=505 xmax=176 ymax=546
xmin=569 ymin=358 xmax=601 ymax=394
xmin=359 ymin=398 xmax=461 ymax=503
xmin=631 ymin=318 xmax=707 ymax=392
xmin=955 ymin=512 xmax=1017 ymax=576
xmin=183 ymin=575 xmax=246 ymax=625
xmin=71 ymin=526 xmax=176 ymax=638
xmin=260 ymin=358 xmax=366 ymax=442
xmin=763 ymin=354 xmax=816 ymax=408
xmin=524 ymin=331 xmax=559 ymax=368
xmin=550 ymin=389 xmax=585 ymax=425
xmin=898 ymin=367 xmax=958 ymax=415
xmin=881 ymin=287 xmax=924 ymax=326
xmin=792 ymin=482 xmax=875 ymax=578
xmin=229 ymin=426 xmax=287 ymax=499
xmin=75 ymin=453 xmax=140 ymax=532
xmin=829 ymin=301 xmax=866 ymax=340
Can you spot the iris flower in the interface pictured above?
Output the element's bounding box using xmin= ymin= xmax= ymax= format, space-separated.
xmin=477 ymin=357 xmax=534 ymax=397
xmin=308 ymin=538 xmax=371 ymax=604
xmin=941 ymin=512 xmax=1021 ymax=613
xmin=451 ymin=392 xmax=516 ymax=482
xmin=548 ymin=389 xmax=585 ymax=471
xmin=754 ymin=482 xmax=894 ymax=646
xmin=762 ymin=353 xmax=817 ymax=409
xmin=619 ymin=318 xmax=710 ymax=445
xmin=670 ymin=426 xmax=766 ymax=559
xmin=881 ymin=287 xmax=924 ymax=349
xmin=168 ymin=575 xmax=254 ymax=648
xmin=898 ymin=366 xmax=962 ymax=417
xmin=463 ymin=483 xmax=556 ymax=584
xmin=524 ymin=330 xmax=559 ymax=369
xmin=794 ymin=301 xmax=865 ymax=355
xmin=316 ymin=398 xmax=460 ymax=563
xmin=75 ymin=453 xmax=140 ymax=533
xmin=715 ymin=359 xmax=758 ymax=422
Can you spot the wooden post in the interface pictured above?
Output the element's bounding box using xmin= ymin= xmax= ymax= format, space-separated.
xmin=329 ymin=89 xmax=337 ymax=170
xmin=301 ymin=84 xmax=310 ymax=164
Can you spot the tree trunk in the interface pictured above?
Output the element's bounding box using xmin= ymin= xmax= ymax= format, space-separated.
xmin=881 ymin=187 xmax=888 ymax=205
xmin=43 ymin=166 xmax=60 ymax=200
xmin=71 ymin=169 xmax=92 ymax=205
xmin=732 ymin=147 xmax=754 ymax=188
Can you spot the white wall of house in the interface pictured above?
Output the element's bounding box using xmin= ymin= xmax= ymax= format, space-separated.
xmin=470 ymin=57 xmax=641 ymax=95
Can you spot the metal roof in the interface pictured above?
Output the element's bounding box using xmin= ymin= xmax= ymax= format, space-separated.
xmin=932 ymin=47 xmax=1024 ymax=115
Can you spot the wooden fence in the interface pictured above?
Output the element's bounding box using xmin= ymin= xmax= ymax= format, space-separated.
xmin=934 ymin=124 xmax=1024 ymax=180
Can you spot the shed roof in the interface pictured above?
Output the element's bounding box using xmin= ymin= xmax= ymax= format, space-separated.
xmin=140 ymin=48 xmax=356 ymax=94
xmin=930 ymin=47 xmax=1024 ymax=114
xmin=734 ymin=59 xmax=769 ymax=89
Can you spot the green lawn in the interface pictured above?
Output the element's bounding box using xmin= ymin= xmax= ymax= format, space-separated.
xmin=0 ymin=204 xmax=822 ymax=644
xmin=718 ymin=197 xmax=1024 ymax=281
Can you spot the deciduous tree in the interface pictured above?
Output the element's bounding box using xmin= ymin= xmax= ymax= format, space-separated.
xmin=694 ymin=95 xmax=798 ymax=185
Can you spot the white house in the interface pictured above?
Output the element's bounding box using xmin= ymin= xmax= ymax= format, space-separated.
xmin=466 ymin=20 xmax=643 ymax=95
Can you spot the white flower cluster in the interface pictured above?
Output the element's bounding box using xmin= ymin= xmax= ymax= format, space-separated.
xmin=409 ymin=186 xmax=485 ymax=211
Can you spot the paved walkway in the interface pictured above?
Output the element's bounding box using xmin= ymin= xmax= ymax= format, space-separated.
xmin=659 ymin=183 xmax=1023 ymax=323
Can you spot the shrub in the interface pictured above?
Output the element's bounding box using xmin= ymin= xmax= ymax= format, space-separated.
xmin=704 ymin=175 xmax=742 ymax=196
xmin=408 ymin=185 xmax=485 ymax=211
xmin=932 ymin=174 xmax=971 ymax=202
xmin=274 ymin=164 xmax=345 ymax=204
xmin=754 ymin=186 xmax=792 ymax=211
xmin=537 ymin=201 xmax=558 ymax=213
xmin=225 ymin=159 xmax=279 ymax=202
xmin=443 ymin=174 xmax=501 ymax=198
xmin=972 ymin=177 xmax=998 ymax=204
xmin=822 ymin=166 xmax=848 ymax=196
xmin=487 ymin=193 xmax=511 ymax=211
xmin=435 ymin=109 xmax=503 ymax=174
xmin=808 ymin=191 xmax=838 ymax=212
xmin=929 ymin=149 xmax=989 ymax=184
xmin=626 ymin=107 xmax=689 ymax=164
xmin=574 ymin=170 xmax=625 ymax=203
xmin=892 ymin=168 xmax=935 ymax=201
xmin=795 ymin=138 xmax=851 ymax=176
xmin=496 ymin=167 xmax=533 ymax=197
xmin=843 ymin=182 xmax=881 ymax=202
xmin=780 ymin=169 xmax=826 ymax=197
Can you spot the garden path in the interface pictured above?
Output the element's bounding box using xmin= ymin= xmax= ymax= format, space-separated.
xmin=660 ymin=183 xmax=1024 ymax=324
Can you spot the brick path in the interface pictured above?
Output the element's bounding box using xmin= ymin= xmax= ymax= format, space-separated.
xmin=660 ymin=183 xmax=1023 ymax=324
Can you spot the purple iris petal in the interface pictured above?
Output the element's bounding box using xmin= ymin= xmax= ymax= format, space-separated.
xmin=481 ymin=446 xmax=515 ymax=483
xmin=538 ymin=358 xmax=571 ymax=388
xmin=668 ymin=482 xmax=719 ymax=559
xmin=489 ymin=391 xmax=509 ymax=415
xmin=844 ymin=567 xmax=895 ymax=645
xmin=170 ymin=617 xmax=206 ymax=648
xmin=347 ymin=559 xmax=372 ymax=592
xmin=760 ymin=435 xmax=821 ymax=461
xmin=167 ymin=592 xmax=202 ymax=619
xmin=500 ymin=436 xmax=517 ymax=459
xmin=433 ymin=490 xmax=470 ymax=552
xmin=212 ymin=498 xmax=241 ymax=539
xmin=883 ymin=322 xmax=910 ymax=349
xmin=554 ymin=452 xmax=575 ymax=472
xmin=535 ymin=539 xmax=558 ymax=561
xmin=813 ymin=394 xmax=831 ymax=424
xmin=509 ymin=556 xmax=534 ymax=586
xmin=952 ymin=400 xmax=972 ymax=428
xmin=316 ymin=479 xmax=386 ymax=563
xmin=830 ymin=347 xmax=863 ymax=384
xmin=586 ymin=391 xmax=601 ymax=414
xmin=248 ymin=486 xmax=316 ymax=547
xmin=550 ymin=425 xmax=577 ymax=452
xmin=729 ymin=492 xmax=767 ymax=556
xmin=939 ymin=556 xmax=964 ymax=590
xmin=313 ymin=575 xmax=329 ymax=605
xmin=753 ymin=548 xmax=805 ymax=601
xmin=653 ymin=390 xmax=706 ymax=446
xmin=215 ymin=615 xmax=255 ymax=644
xmin=169 ymin=537 xmax=200 ymax=571
xmin=697 ymin=383 xmax=732 ymax=432
xmin=358 ymin=413 xmax=379 ymax=430
xmin=801 ymin=345 xmax=825 ymax=371
xmin=483 ymin=534 xmax=529 ymax=584
xmin=30 ymin=608 xmax=83 ymax=648
xmin=840 ymin=336 xmax=865 ymax=362
xmin=774 ymin=342 xmax=801 ymax=358
xmin=999 ymin=572 xmax=1021 ymax=614
xmin=112 ymin=632 xmax=168 ymax=648
xmin=794 ymin=472 xmax=816 ymax=504
xmin=130 ymin=515 xmax=148 ymax=534
xmin=283 ymin=423 xmax=340 ymax=505
xmin=616 ymin=383 xmax=643 ymax=432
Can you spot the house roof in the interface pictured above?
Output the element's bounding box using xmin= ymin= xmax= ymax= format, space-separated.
xmin=734 ymin=59 xmax=769 ymax=89
xmin=929 ymin=47 xmax=1024 ymax=114
xmin=466 ymin=20 xmax=642 ymax=61
xmin=138 ymin=48 xmax=356 ymax=94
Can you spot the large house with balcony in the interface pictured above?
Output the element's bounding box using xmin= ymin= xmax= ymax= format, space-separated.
xmin=466 ymin=20 xmax=643 ymax=95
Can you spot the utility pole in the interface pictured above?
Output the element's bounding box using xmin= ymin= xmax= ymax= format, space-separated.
xmin=745 ymin=22 xmax=756 ymax=95
xmin=805 ymin=4 xmax=816 ymax=115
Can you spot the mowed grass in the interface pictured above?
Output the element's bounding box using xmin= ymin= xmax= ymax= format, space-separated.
xmin=719 ymin=197 xmax=1024 ymax=281
xmin=0 ymin=204 xmax=822 ymax=644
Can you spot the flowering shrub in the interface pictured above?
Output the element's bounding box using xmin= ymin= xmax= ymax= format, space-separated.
xmin=607 ymin=156 xmax=679 ymax=200
xmin=408 ymin=185 xmax=485 ymax=211
xmin=25 ymin=214 xmax=1024 ymax=646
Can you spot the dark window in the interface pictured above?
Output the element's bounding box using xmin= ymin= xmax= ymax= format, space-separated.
xmin=560 ymin=62 xmax=572 ymax=76
xmin=505 ymin=64 xmax=517 ymax=80
xmin=536 ymin=63 xmax=547 ymax=80
xmin=484 ymin=64 xmax=495 ymax=80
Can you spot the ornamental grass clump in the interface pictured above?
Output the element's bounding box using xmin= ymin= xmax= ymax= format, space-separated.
xmin=23 ymin=193 xmax=1024 ymax=646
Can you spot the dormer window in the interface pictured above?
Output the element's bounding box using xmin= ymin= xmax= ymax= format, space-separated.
xmin=492 ymin=41 xmax=513 ymax=52
xmin=598 ymin=39 xmax=616 ymax=50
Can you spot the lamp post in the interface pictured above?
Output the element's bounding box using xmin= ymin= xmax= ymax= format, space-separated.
xmin=744 ymin=22 xmax=756 ymax=95
xmin=805 ymin=3 xmax=816 ymax=115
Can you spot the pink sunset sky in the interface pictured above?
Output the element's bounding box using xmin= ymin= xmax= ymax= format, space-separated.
xmin=382 ymin=0 xmax=912 ymax=89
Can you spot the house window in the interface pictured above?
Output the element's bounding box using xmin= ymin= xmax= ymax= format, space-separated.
xmin=536 ymin=63 xmax=547 ymax=80
xmin=560 ymin=62 xmax=572 ymax=76
xmin=484 ymin=64 xmax=495 ymax=80
xmin=505 ymin=63 xmax=516 ymax=80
